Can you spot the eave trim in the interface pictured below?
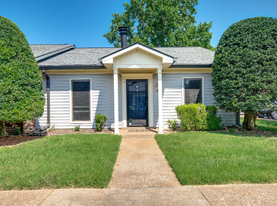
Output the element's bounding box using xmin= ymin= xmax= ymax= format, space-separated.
xmin=39 ymin=65 xmax=105 ymax=70
xmin=169 ymin=64 xmax=212 ymax=68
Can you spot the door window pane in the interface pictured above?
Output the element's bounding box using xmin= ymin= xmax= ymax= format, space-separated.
xmin=72 ymin=80 xmax=90 ymax=121
xmin=127 ymin=80 xmax=148 ymax=127
xmin=184 ymin=79 xmax=202 ymax=104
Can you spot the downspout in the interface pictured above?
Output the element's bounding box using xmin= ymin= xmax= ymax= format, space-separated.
xmin=237 ymin=111 xmax=242 ymax=126
xmin=42 ymin=70 xmax=50 ymax=128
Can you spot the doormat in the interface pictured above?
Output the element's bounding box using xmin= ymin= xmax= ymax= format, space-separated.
xmin=127 ymin=129 xmax=151 ymax=132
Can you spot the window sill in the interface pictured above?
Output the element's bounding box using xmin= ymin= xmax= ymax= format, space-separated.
xmin=70 ymin=121 xmax=93 ymax=124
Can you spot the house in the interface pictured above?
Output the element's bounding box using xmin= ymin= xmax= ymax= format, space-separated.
xmin=30 ymin=26 xmax=238 ymax=134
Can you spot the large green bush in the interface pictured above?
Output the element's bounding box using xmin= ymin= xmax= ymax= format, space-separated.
xmin=206 ymin=105 xmax=224 ymax=131
xmin=175 ymin=103 xmax=207 ymax=131
xmin=0 ymin=16 xmax=45 ymax=135
xmin=212 ymin=17 xmax=277 ymax=130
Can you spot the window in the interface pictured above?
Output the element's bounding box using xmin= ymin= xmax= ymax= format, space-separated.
xmin=72 ymin=80 xmax=90 ymax=121
xmin=183 ymin=78 xmax=202 ymax=104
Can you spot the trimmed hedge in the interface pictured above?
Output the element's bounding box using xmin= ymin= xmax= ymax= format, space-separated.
xmin=0 ymin=16 xmax=45 ymax=123
xmin=175 ymin=103 xmax=207 ymax=131
xmin=212 ymin=17 xmax=277 ymax=114
xmin=175 ymin=104 xmax=224 ymax=131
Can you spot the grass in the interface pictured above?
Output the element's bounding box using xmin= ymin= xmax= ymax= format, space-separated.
xmin=240 ymin=117 xmax=277 ymax=133
xmin=0 ymin=134 xmax=121 ymax=190
xmin=156 ymin=132 xmax=277 ymax=185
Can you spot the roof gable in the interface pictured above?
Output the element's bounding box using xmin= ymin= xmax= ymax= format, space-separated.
xmin=30 ymin=44 xmax=75 ymax=61
xmin=100 ymin=43 xmax=176 ymax=67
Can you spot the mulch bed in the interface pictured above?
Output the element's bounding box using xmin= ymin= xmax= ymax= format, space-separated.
xmin=0 ymin=128 xmax=114 ymax=148
xmin=0 ymin=135 xmax=44 ymax=147
xmin=47 ymin=128 xmax=114 ymax=136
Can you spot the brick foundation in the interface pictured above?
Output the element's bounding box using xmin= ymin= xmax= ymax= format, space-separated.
xmin=5 ymin=122 xmax=23 ymax=134
xmin=23 ymin=120 xmax=36 ymax=134
xmin=5 ymin=120 xmax=36 ymax=135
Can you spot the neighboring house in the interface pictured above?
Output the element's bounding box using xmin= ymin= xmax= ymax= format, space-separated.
xmin=30 ymin=27 xmax=238 ymax=134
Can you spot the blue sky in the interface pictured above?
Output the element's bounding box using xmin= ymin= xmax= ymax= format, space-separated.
xmin=1 ymin=0 xmax=277 ymax=48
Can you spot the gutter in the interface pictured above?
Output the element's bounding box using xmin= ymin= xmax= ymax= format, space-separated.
xmin=42 ymin=70 xmax=50 ymax=128
xmin=237 ymin=111 xmax=242 ymax=126
xmin=39 ymin=65 xmax=105 ymax=70
xmin=169 ymin=64 xmax=212 ymax=68
xmin=98 ymin=58 xmax=107 ymax=69
xmin=173 ymin=57 xmax=178 ymax=64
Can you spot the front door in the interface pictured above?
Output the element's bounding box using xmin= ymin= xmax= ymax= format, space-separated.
xmin=127 ymin=80 xmax=148 ymax=127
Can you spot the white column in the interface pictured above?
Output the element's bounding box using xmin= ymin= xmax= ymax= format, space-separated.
xmin=158 ymin=69 xmax=163 ymax=134
xmin=113 ymin=68 xmax=119 ymax=134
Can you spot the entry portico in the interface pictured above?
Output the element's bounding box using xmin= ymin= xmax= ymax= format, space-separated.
xmin=100 ymin=43 xmax=175 ymax=134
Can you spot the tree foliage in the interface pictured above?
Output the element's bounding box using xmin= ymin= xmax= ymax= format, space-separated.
xmin=104 ymin=0 xmax=214 ymax=50
xmin=0 ymin=16 xmax=45 ymax=134
xmin=212 ymin=17 xmax=277 ymax=130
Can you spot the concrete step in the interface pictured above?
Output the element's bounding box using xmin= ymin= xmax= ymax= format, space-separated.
xmin=121 ymin=134 xmax=156 ymax=139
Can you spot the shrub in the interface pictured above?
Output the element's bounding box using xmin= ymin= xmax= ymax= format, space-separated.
xmin=13 ymin=127 xmax=22 ymax=135
xmin=206 ymin=105 xmax=224 ymax=131
xmin=175 ymin=103 xmax=207 ymax=131
xmin=167 ymin=119 xmax=177 ymax=131
xmin=75 ymin=125 xmax=80 ymax=131
xmin=48 ymin=125 xmax=55 ymax=132
xmin=0 ymin=16 xmax=45 ymax=136
xmin=212 ymin=17 xmax=277 ymax=130
xmin=95 ymin=113 xmax=107 ymax=132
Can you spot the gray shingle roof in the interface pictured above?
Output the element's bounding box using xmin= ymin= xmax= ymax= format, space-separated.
xmin=38 ymin=48 xmax=120 ymax=67
xmin=155 ymin=47 xmax=215 ymax=66
xmin=33 ymin=45 xmax=215 ymax=67
xmin=30 ymin=44 xmax=74 ymax=58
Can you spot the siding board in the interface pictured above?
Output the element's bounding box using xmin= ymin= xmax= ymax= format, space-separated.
xmin=36 ymin=72 xmax=236 ymax=130
xmin=36 ymin=74 xmax=117 ymax=129
xmin=159 ymin=73 xmax=236 ymax=127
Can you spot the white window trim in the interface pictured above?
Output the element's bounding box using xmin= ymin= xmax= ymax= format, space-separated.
xmin=69 ymin=78 xmax=93 ymax=124
xmin=182 ymin=77 xmax=205 ymax=105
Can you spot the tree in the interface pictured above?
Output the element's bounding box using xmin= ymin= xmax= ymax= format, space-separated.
xmin=0 ymin=16 xmax=45 ymax=136
xmin=104 ymin=0 xmax=214 ymax=50
xmin=212 ymin=17 xmax=277 ymax=130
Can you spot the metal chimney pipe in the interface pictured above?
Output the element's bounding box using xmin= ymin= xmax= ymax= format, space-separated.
xmin=119 ymin=26 xmax=127 ymax=48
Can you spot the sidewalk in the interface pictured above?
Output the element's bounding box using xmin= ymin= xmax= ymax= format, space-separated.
xmin=1 ymin=184 xmax=277 ymax=206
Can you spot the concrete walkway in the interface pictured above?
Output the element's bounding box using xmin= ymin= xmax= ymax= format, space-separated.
xmin=1 ymin=184 xmax=277 ymax=205
xmin=109 ymin=129 xmax=180 ymax=188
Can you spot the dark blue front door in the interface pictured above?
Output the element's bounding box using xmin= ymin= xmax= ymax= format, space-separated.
xmin=127 ymin=80 xmax=148 ymax=127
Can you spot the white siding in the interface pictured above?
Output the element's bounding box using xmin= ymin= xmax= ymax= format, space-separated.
xmin=37 ymin=72 xmax=236 ymax=129
xmin=154 ymin=73 xmax=236 ymax=127
xmin=36 ymin=74 xmax=121 ymax=129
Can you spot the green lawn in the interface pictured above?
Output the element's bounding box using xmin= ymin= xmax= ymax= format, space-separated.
xmin=0 ymin=134 xmax=121 ymax=190
xmin=156 ymin=132 xmax=277 ymax=185
xmin=240 ymin=117 xmax=277 ymax=133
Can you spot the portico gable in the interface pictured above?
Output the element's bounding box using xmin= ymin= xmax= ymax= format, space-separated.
xmin=100 ymin=43 xmax=175 ymax=134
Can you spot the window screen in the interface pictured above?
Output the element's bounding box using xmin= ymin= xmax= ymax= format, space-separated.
xmin=72 ymin=80 xmax=90 ymax=121
xmin=184 ymin=79 xmax=202 ymax=104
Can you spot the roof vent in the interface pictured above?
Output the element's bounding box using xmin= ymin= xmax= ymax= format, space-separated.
xmin=119 ymin=26 xmax=127 ymax=48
